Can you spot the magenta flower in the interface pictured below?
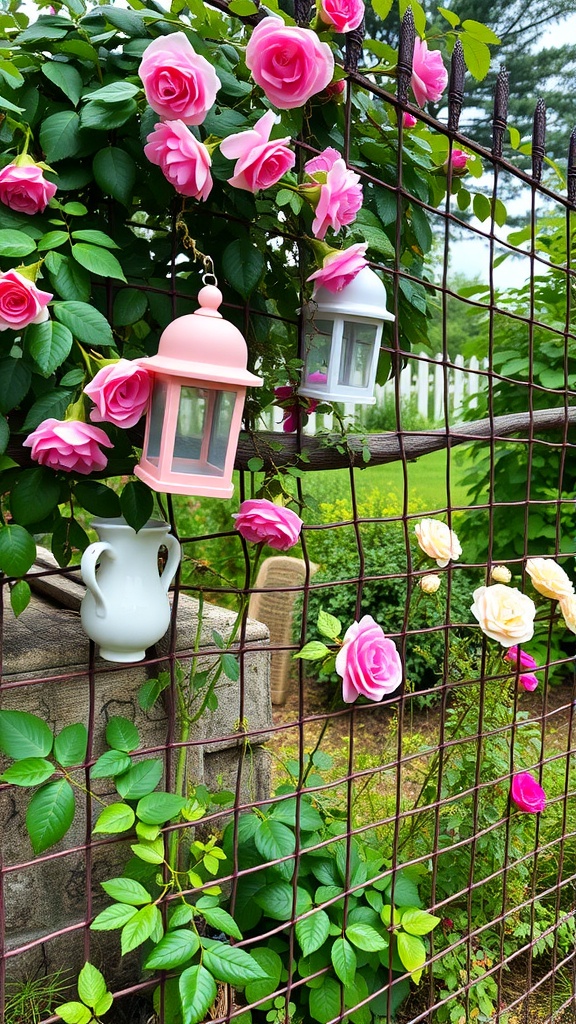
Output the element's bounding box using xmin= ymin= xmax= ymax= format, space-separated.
xmin=274 ymin=384 xmax=319 ymax=433
xmin=144 ymin=121 xmax=212 ymax=200
xmin=84 ymin=359 xmax=152 ymax=429
xmin=307 ymin=243 xmax=368 ymax=294
xmin=23 ymin=419 xmax=114 ymax=475
xmin=504 ymin=646 xmax=538 ymax=672
xmin=519 ymin=673 xmax=539 ymax=692
xmin=511 ymin=772 xmax=546 ymax=813
xmin=450 ymin=149 xmax=469 ymax=170
xmin=411 ymin=38 xmax=448 ymax=106
xmin=403 ymin=112 xmax=418 ymax=128
xmin=139 ymin=32 xmax=220 ymax=125
xmin=220 ymin=110 xmax=295 ymax=193
xmin=0 ymin=163 xmax=57 ymax=215
xmin=233 ymin=499 xmax=303 ymax=550
xmin=335 ymin=614 xmax=402 ymax=703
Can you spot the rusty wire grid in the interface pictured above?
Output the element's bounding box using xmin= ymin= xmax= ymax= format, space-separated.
xmin=1 ymin=11 xmax=576 ymax=1024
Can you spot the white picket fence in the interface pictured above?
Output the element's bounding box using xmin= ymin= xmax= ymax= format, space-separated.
xmin=264 ymin=353 xmax=486 ymax=432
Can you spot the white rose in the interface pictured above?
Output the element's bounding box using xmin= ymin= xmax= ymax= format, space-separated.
xmin=491 ymin=565 xmax=511 ymax=584
xmin=560 ymin=594 xmax=576 ymax=634
xmin=525 ymin=557 xmax=574 ymax=601
xmin=414 ymin=518 xmax=462 ymax=568
xmin=420 ymin=574 xmax=441 ymax=594
xmin=470 ymin=584 xmax=536 ymax=648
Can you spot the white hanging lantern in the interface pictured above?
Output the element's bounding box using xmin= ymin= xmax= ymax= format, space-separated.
xmin=298 ymin=267 xmax=394 ymax=405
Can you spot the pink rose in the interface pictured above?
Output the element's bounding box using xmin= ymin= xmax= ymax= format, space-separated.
xmin=304 ymin=147 xmax=341 ymax=176
xmin=519 ymin=673 xmax=539 ymax=692
xmin=245 ymin=18 xmax=334 ymax=110
xmin=504 ymin=646 xmax=538 ymax=672
xmin=219 ymin=110 xmax=295 ymax=193
xmin=411 ymin=37 xmax=448 ymax=106
xmin=139 ymin=32 xmax=219 ymax=125
xmin=319 ymin=0 xmax=364 ymax=32
xmin=233 ymin=498 xmax=303 ymax=550
xmin=403 ymin=112 xmax=418 ymax=128
xmin=144 ymin=121 xmax=212 ymax=200
xmin=23 ymin=419 xmax=113 ymax=475
xmin=0 ymin=270 xmax=52 ymax=332
xmin=335 ymin=614 xmax=402 ymax=703
xmin=307 ymin=243 xmax=368 ymax=293
xmin=311 ymin=159 xmax=363 ymax=240
xmin=274 ymin=383 xmax=318 ymax=432
xmin=450 ymin=149 xmax=469 ymax=170
xmin=510 ymin=772 xmax=546 ymax=814
xmin=84 ymin=359 xmax=151 ymax=429
xmin=324 ymin=80 xmax=345 ymax=102
xmin=0 ymin=163 xmax=57 ymax=215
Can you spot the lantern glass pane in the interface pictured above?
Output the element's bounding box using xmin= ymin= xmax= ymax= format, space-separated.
xmin=339 ymin=321 xmax=377 ymax=388
xmin=303 ymin=318 xmax=332 ymax=388
xmin=172 ymin=386 xmax=206 ymax=468
xmin=208 ymin=390 xmax=236 ymax=472
xmin=147 ymin=381 xmax=167 ymax=465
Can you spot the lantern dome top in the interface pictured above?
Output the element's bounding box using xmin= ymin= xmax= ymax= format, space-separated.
xmin=138 ymin=286 xmax=262 ymax=388
xmin=311 ymin=266 xmax=394 ymax=322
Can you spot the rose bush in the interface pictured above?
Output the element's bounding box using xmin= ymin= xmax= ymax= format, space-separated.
xmin=233 ymin=498 xmax=303 ymax=550
xmin=335 ymin=614 xmax=402 ymax=703
xmin=470 ymin=584 xmax=536 ymax=647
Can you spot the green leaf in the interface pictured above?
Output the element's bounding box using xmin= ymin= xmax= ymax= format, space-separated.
xmin=385 ymin=871 xmax=422 ymax=907
xmin=57 ymin=39 xmax=99 ymax=63
xmin=53 ymin=301 xmax=114 ymax=348
xmin=473 ymin=192 xmax=491 ymax=222
xmin=270 ymin=798 xmax=323 ymax=832
xmin=26 ymin=320 xmax=73 ymax=377
xmin=317 ymin=609 xmax=341 ymax=640
xmin=143 ymin=929 xmax=200 ymax=970
xmin=461 ymin=19 xmax=500 ymax=44
xmin=93 ymin=147 xmax=136 ymax=206
xmin=100 ymin=876 xmax=152 ymax=906
xmin=202 ymin=942 xmax=267 ymax=986
xmin=115 ymin=758 xmax=163 ymax=800
xmin=244 ymin=947 xmax=283 ymax=1003
xmin=120 ymin=480 xmax=154 ymax=532
xmin=460 ymin=33 xmax=491 ymax=81
xmin=0 ymin=94 xmax=24 ymax=115
xmin=54 ymin=723 xmax=88 ymax=767
xmin=71 ymin=229 xmax=119 ymax=248
xmin=71 ymin=243 xmax=126 ymax=281
xmin=221 ymin=652 xmax=240 ymax=681
xmin=254 ymin=818 xmax=295 ymax=880
xmin=0 ymin=710 xmax=53 ymax=758
xmin=86 ymin=81 xmax=141 ymax=104
xmin=42 ymin=61 xmax=83 ymax=105
xmin=49 ymin=255 xmax=91 ymax=302
xmin=331 ymin=936 xmax=356 ymax=986
xmin=370 ymin=0 xmax=393 ymax=18
xmin=56 ymin=1001 xmax=92 ymax=1024
xmin=437 ymin=6 xmax=460 ymax=26
xmin=0 ymin=229 xmax=36 ymax=258
xmin=136 ymin=791 xmax=187 ymax=824
xmin=222 ymin=239 xmax=265 ymax=299
xmin=401 ymin=907 xmax=441 ymax=936
xmin=247 ymin=456 xmax=264 ymax=473
xmin=309 ymin=976 xmax=342 ymax=1024
xmin=94 ymin=992 xmax=113 ymax=1017
xmin=396 ymin=931 xmax=427 ymax=981
xmin=91 ymin=750 xmax=131 ymax=780
xmin=20 ymin=388 xmax=73 ymax=434
xmin=345 ymin=922 xmax=388 ymax=951
xmin=293 ymin=641 xmax=331 ymax=661
xmin=105 ymin=715 xmax=139 ymax=752
xmin=74 ymin=481 xmax=121 ymax=519
xmin=26 ymin=779 xmax=75 ymax=853
xmin=78 ymin=962 xmax=107 ymax=1010
xmin=130 ymin=840 xmax=164 ymax=864
xmin=0 ymin=757 xmax=54 ymax=787
xmin=196 ymin=905 xmax=242 ymax=941
xmin=0 ymin=357 xmax=32 ymax=414
xmin=90 ymin=903 xmax=139 ymax=931
xmin=10 ymin=579 xmax=31 ymax=618
xmin=0 ymin=525 xmax=36 ymax=577
xmin=0 ymin=414 xmax=8 ymax=454
xmin=179 ymin=964 xmax=217 ymax=1024
xmin=81 ymin=99 xmax=138 ymax=132
xmin=255 ymin=882 xmax=311 ymax=921
xmin=295 ymin=909 xmax=330 ymax=956
xmin=39 ymin=110 xmax=82 ymax=163
xmin=51 ymin=517 xmax=90 ymax=567
xmin=10 ymin=468 xmax=61 ymax=527
xmin=93 ymin=802 xmax=136 ymax=834
xmin=228 ymin=0 xmax=258 ymax=13
xmin=121 ymin=903 xmax=162 ymax=955
xmin=113 ymin=288 xmax=148 ymax=326
xmin=138 ymin=674 xmax=170 ymax=711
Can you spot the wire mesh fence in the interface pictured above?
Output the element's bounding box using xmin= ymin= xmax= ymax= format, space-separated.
xmin=1 ymin=7 xmax=576 ymax=1024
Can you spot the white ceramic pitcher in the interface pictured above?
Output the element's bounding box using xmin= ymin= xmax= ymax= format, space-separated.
xmin=80 ymin=517 xmax=181 ymax=663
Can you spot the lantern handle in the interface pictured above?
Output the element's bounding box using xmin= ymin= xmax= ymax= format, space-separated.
xmin=201 ymin=255 xmax=218 ymax=287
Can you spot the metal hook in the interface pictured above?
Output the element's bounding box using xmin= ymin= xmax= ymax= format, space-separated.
xmin=201 ymin=255 xmax=218 ymax=287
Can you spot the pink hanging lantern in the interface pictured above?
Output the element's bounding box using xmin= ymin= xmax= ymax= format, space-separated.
xmin=135 ymin=282 xmax=262 ymax=498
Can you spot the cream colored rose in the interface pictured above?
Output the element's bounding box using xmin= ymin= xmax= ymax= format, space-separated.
xmin=470 ymin=584 xmax=536 ymax=648
xmin=414 ymin=518 xmax=462 ymax=568
xmin=525 ymin=557 xmax=574 ymax=601
xmin=560 ymin=594 xmax=576 ymax=634
xmin=491 ymin=565 xmax=511 ymax=584
xmin=420 ymin=574 xmax=441 ymax=594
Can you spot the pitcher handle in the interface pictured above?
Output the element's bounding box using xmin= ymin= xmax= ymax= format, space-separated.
xmin=160 ymin=533 xmax=181 ymax=594
xmin=81 ymin=542 xmax=114 ymax=619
